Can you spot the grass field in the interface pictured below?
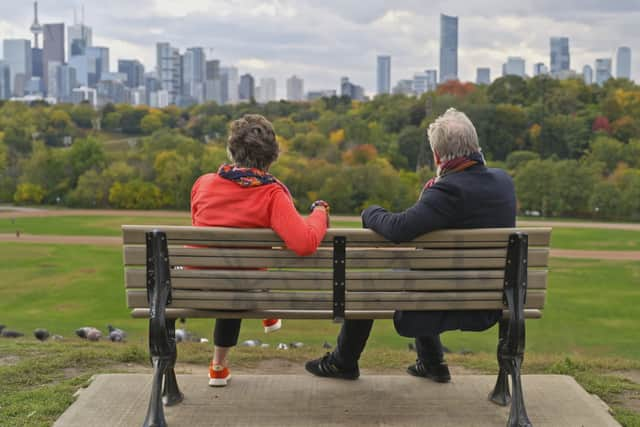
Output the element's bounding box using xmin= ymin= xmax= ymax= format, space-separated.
xmin=1 ymin=242 xmax=639 ymax=359
xmin=2 ymin=215 xmax=640 ymax=251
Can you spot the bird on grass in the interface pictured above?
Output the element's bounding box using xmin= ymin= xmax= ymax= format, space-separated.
xmin=75 ymin=327 xmax=102 ymax=341
xmin=1 ymin=328 xmax=24 ymax=338
xmin=34 ymin=329 xmax=50 ymax=341
xmin=107 ymin=325 xmax=127 ymax=342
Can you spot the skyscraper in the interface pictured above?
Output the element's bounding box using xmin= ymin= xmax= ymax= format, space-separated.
xmin=550 ymin=37 xmax=570 ymax=76
xmin=3 ymin=39 xmax=32 ymax=96
xmin=118 ymin=59 xmax=145 ymax=88
xmin=0 ymin=61 xmax=11 ymax=100
xmin=340 ymin=77 xmax=365 ymax=100
xmin=86 ymin=46 xmax=109 ymax=84
xmin=286 ymin=75 xmax=304 ymax=101
xmin=239 ymin=73 xmax=255 ymax=101
xmin=595 ymin=58 xmax=612 ymax=86
xmin=583 ymin=65 xmax=593 ymax=85
xmin=67 ymin=23 xmax=92 ymax=58
xmin=182 ymin=47 xmax=206 ymax=102
xmin=616 ymin=47 xmax=631 ymax=80
xmin=533 ymin=63 xmax=548 ymax=76
xmin=258 ymin=77 xmax=276 ymax=103
xmin=376 ymin=55 xmax=391 ymax=95
xmin=43 ymin=23 xmax=64 ymax=93
xmin=220 ymin=66 xmax=238 ymax=104
xmin=476 ymin=67 xmax=491 ymax=85
xmin=503 ymin=57 xmax=525 ymax=77
xmin=439 ymin=14 xmax=458 ymax=83
xmin=204 ymin=60 xmax=222 ymax=104
xmin=156 ymin=42 xmax=181 ymax=104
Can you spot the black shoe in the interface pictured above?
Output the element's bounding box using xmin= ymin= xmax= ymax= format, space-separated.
xmin=305 ymin=352 xmax=360 ymax=380
xmin=407 ymin=359 xmax=451 ymax=383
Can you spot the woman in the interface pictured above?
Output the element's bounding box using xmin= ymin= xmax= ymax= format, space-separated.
xmin=191 ymin=114 xmax=330 ymax=386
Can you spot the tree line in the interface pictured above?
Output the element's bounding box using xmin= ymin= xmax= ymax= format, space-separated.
xmin=1 ymin=74 xmax=639 ymax=220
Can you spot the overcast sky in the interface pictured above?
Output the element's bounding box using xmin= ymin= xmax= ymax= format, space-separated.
xmin=1 ymin=0 xmax=638 ymax=98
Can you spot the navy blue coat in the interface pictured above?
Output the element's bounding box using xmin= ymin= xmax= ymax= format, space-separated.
xmin=362 ymin=163 xmax=516 ymax=338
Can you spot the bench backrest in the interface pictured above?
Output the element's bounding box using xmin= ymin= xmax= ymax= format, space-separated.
xmin=122 ymin=226 xmax=551 ymax=320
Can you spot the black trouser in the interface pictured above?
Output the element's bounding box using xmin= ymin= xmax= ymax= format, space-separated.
xmin=332 ymin=319 xmax=444 ymax=369
xmin=213 ymin=319 xmax=242 ymax=347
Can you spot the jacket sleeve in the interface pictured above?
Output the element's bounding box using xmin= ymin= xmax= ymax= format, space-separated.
xmin=362 ymin=181 xmax=459 ymax=243
xmin=269 ymin=189 xmax=328 ymax=256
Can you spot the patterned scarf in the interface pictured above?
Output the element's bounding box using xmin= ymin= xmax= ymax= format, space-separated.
xmin=421 ymin=152 xmax=485 ymax=195
xmin=217 ymin=164 xmax=293 ymax=199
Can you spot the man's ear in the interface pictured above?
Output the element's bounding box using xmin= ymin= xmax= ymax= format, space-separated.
xmin=433 ymin=151 xmax=441 ymax=165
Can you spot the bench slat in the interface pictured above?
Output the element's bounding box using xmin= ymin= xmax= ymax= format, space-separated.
xmin=122 ymin=226 xmax=552 ymax=248
xmin=125 ymin=268 xmax=548 ymax=291
xmin=130 ymin=308 xmax=543 ymax=320
xmin=123 ymin=246 xmax=549 ymax=269
xmin=126 ymin=290 xmax=545 ymax=310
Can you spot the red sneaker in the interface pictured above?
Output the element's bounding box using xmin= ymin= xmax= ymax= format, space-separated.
xmin=262 ymin=318 xmax=282 ymax=333
xmin=208 ymin=363 xmax=231 ymax=387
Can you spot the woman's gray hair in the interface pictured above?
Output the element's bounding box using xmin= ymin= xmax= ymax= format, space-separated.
xmin=227 ymin=114 xmax=279 ymax=170
xmin=427 ymin=108 xmax=481 ymax=162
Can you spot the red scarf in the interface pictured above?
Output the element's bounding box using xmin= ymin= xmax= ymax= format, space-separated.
xmin=217 ymin=164 xmax=293 ymax=200
xmin=422 ymin=153 xmax=484 ymax=195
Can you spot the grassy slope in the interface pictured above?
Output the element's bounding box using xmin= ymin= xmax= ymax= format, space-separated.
xmin=1 ymin=242 xmax=639 ymax=359
xmin=2 ymin=215 xmax=640 ymax=251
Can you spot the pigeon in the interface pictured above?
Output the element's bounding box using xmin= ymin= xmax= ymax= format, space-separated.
xmin=322 ymin=341 xmax=333 ymax=349
xmin=290 ymin=342 xmax=304 ymax=349
xmin=52 ymin=335 xmax=64 ymax=341
xmin=200 ymin=338 xmax=209 ymax=343
xmin=34 ymin=329 xmax=50 ymax=341
xmin=107 ymin=325 xmax=127 ymax=342
xmin=241 ymin=339 xmax=261 ymax=347
xmin=175 ymin=328 xmax=187 ymax=343
xmin=1 ymin=329 xmax=24 ymax=338
xmin=407 ymin=342 xmax=416 ymax=352
xmin=260 ymin=343 xmax=270 ymax=348
xmin=75 ymin=327 xmax=102 ymax=341
xmin=277 ymin=343 xmax=289 ymax=350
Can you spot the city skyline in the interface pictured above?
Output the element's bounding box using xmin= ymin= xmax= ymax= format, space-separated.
xmin=0 ymin=1 xmax=637 ymax=99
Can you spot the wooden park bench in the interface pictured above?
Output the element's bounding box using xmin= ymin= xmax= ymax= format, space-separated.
xmin=122 ymin=225 xmax=552 ymax=427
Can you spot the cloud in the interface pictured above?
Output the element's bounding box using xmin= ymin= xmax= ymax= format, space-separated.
xmin=0 ymin=0 xmax=638 ymax=98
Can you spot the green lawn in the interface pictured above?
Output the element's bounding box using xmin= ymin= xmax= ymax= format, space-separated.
xmin=2 ymin=215 xmax=640 ymax=251
xmin=1 ymin=242 xmax=639 ymax=359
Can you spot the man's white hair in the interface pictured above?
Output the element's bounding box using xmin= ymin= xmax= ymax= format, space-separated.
xmin=427 ymin=108 xmax=481 ymax=162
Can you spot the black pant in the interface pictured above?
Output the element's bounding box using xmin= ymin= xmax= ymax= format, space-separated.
xmin=213 ymin=319 xmax=242 ymax=347
xmin=332 ymin=319 xmax=444 ymax=369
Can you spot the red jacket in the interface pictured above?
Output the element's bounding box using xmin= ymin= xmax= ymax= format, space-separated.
xmin=190 ymin=173 xmax=327 ymax=256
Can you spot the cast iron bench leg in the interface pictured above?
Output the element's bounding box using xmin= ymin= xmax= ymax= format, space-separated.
xmin=162 ymin=318 xmax=184 ymax=406
xmin=142 ymin=231 xmax=182 ymax=427
xmin=489 ymin=319 xmax=511 ymax=406
xmin=493 ymin=233 xmax=533 ymax=427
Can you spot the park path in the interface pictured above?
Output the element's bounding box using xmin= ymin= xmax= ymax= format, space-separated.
xmin=1 ymin=207 xmax=640 ymax=231
xmin=2 ymin=233 xmax=639 ymax=260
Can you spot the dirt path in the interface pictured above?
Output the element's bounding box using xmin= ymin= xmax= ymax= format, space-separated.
xmin=3 ymin=233 xmax=640 ymax=260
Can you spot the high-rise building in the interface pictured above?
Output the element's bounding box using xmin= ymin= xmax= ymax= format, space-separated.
xmin=550 ymin=37 xmax=570 ymax=76
xmin=71 ymin=86 xmax=97 ymax=107
xmin=144 ymin=72 xmax=161 ymax=105
xmin=340 ymin=77 xmax=365 ymax=101
xmin=258 ymin=77 xmax=276 ymax=103
xmin=476 ymin=67 xmax=491 ymax=85
xmin=54 ymin=63 xmax=77 ymax=103
xmin=67 ymin=23 xmax=92 ymax=58
xmin=425 ymin=70 xmax=438 ymax=91
xmin=239 ymin=73 xmax=255 ymax=101
xmin=376 ymin=55 xmax=391 ymax=95
xmin=306 ymin=89 xmax=336 ymax=101
xmin=286 ymin=75 xmax=304 ymax=101
xmin=220 ymin=66 xmax=238 ymax=104
xmin=3 ymin=39 xmax=32 ymax=96
xmin=86 ymin=47 xmax=109 ymax=76
xmin=439 ymin=14 xmax=458 ymax=83
xmin=0 ymin=61 xmax=11 ymax=100
xmin=97 ymin=79 xmax=128 ymax=106
xmin=206 ymin=60 xmax=220 ymax=80
xmin=595 ymin=58 xmax=612 ymax=86
xmin=182 ymin=47 xmax=206 ymax=101
xmin=583 ymin=65 xmax=593 ymax=85
xmin=616 ymin=47 xmax=631 ymax=80
xmin=156 ymin=42 xmax=182 ymax=104
xmin=118 ymin=59 xmax=145 ymax=88
xmin=204 ymin=60 xmax=222 ymax=104
xmin=46 ymin=61 xmax=61 ymax=100
xmin=533 ymin=63 xmax=548 ymax=76
xmin=503 ymin=57 xmax=526 ymax=77
xmin=42 ymin=23 xmax=65 ymax=93
xmin=392 ymin=79 xmax=413 ymax=95
xmin=31 ymin=48 xmax=43 ymax=78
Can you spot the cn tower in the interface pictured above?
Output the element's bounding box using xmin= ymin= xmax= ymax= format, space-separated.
xmin=30 ymin=1 xmax=43 ymax=48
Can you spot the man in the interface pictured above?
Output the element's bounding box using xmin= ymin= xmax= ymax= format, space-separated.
xmin=306 ymin=108 xmax=516 ymax=382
